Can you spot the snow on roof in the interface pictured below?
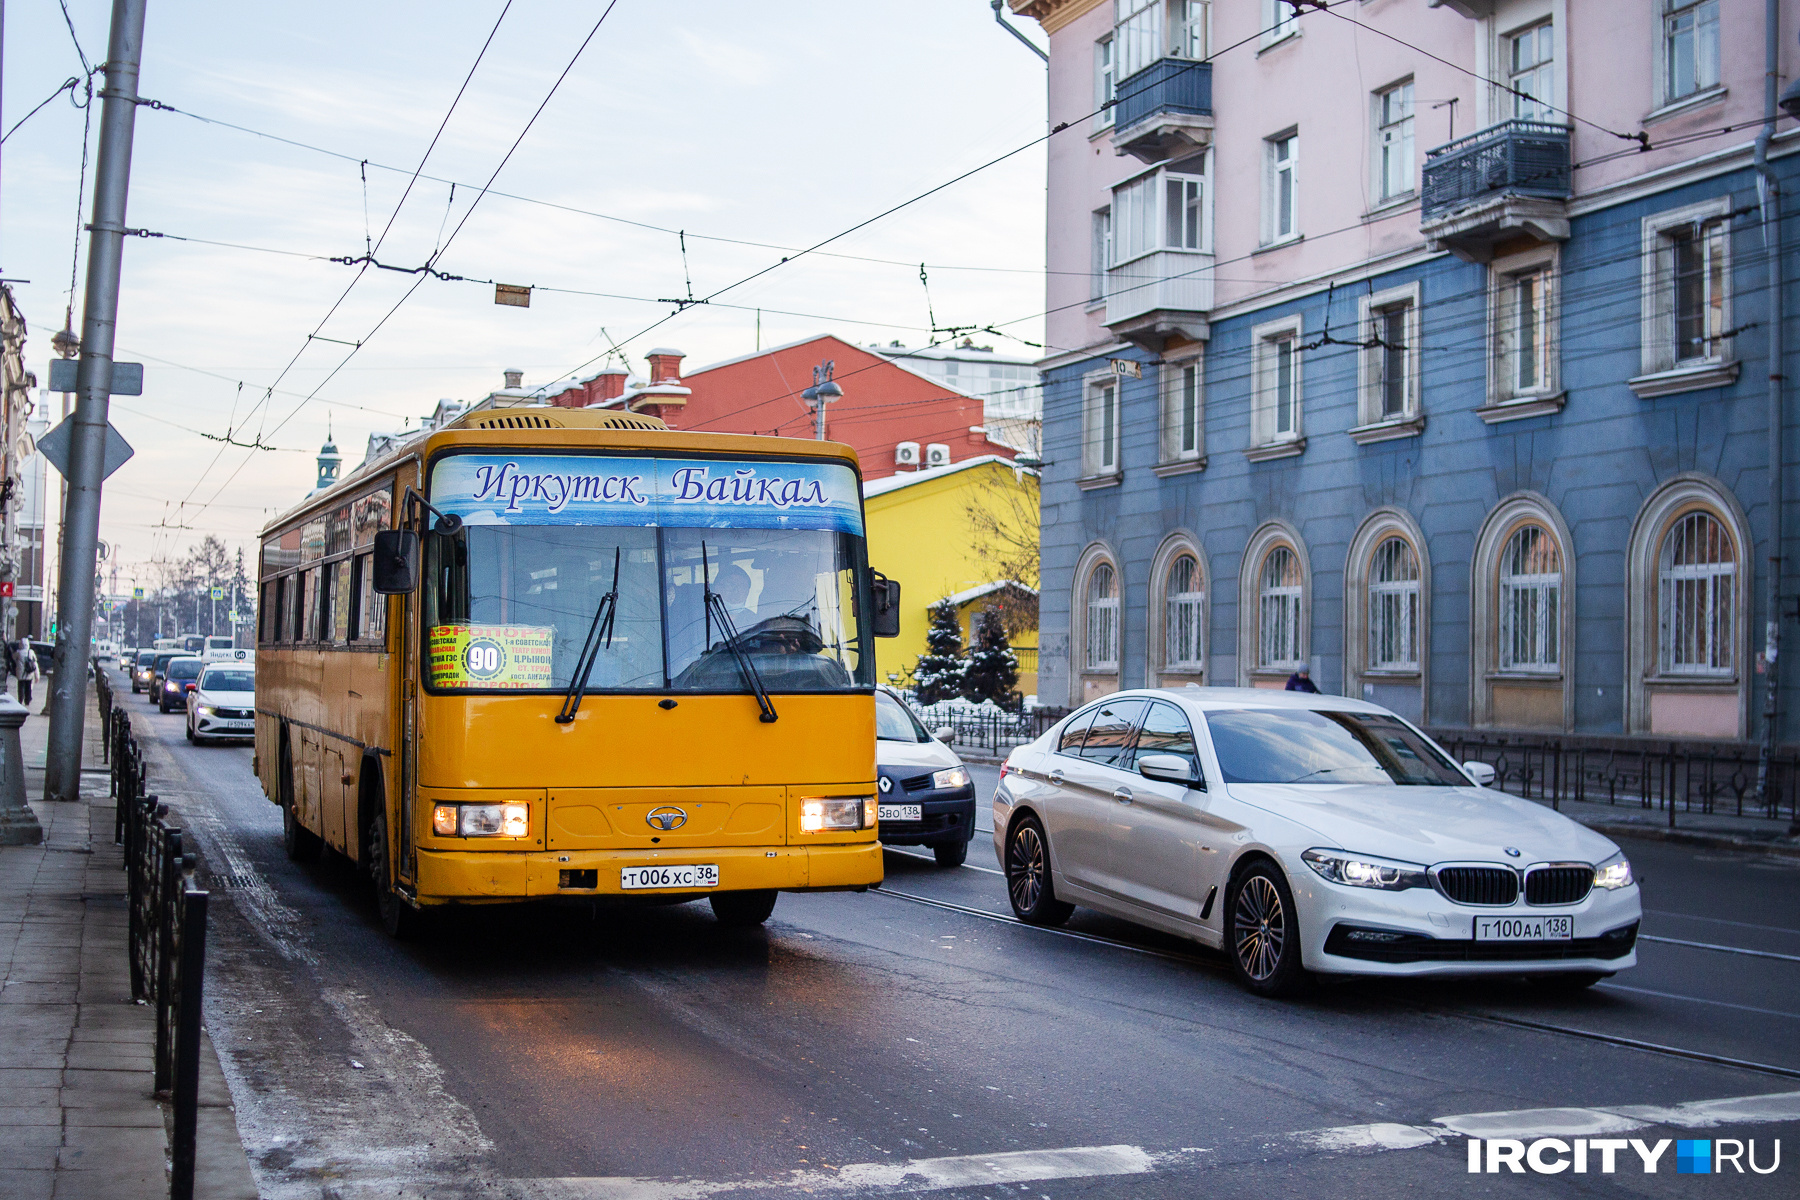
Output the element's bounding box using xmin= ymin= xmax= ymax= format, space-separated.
xmin=940 ymin=580 xmax=1038 ymax=607
xmin=861 ymin=454 xmax=1036 ymax=499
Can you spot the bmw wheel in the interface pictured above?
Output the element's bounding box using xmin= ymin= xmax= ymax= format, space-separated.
xmin=1226 ymin=860 xmax=1310 ymax=997
xmin=1005 ymin=814 xmax=1073 ymax=926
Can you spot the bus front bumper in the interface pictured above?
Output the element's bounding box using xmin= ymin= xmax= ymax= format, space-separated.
xmin=413 ymin=840 xmax=882 ymax=904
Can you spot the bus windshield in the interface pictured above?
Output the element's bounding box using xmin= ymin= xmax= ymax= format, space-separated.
xmin=422 ymin=451 xmax=874 ymax=694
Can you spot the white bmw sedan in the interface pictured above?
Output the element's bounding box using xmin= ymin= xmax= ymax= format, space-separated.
xmin=993 ymin=688 xmax=1640 ymax=996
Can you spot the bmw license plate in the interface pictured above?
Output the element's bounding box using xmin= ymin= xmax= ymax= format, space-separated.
xmin=878 ymin=804 xmax=922 ymax=822
xmin=620 ymin=864 xmax=718 ymax=891
xmin=1474 ymin=915 xmax=1573 ymax=941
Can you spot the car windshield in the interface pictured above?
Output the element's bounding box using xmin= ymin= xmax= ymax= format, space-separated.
xmin=168 ymin=659 xmax=203 ymax=680
xmin=154 ymin=654 xmax=178 ymax=671
xmin=876 ymin=691 xmax=930 ymax=742
xmin=202 ymin=670 xmax=254 ymax=692
xmin=1204 ymin=708 xmax=1469 ymax=786
xmin=422 ymin=452 xmax=873 ymax=695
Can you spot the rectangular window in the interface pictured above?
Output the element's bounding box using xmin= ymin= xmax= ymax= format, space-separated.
xmin=1508 ymin=21 xmax=1554 ymax=120
xmin=1376 ymin=81 xmax=1414 ymax=202
xmin=1251 ymin=317 xmax=1304 ymax=450
xmin=1509 ymin=267 xmax=1553 ymax=391
xmin=1378 ymin=306 xmax=1408 ymax=417
xmin=1177 ymin=0 xmax=1208 ymax=58
xmin=357 ymin=553 xmax=386 ymax=643
xmin=1112 ymin=175 xmax=1158 ymax=263
xmin=1670 ymin=220 xmax=1727 ymax=364
xmin=1265 ymin=133 xmax=1297 ymax=243
xmin=1356 ymin=285 xmax=1421 ymax=431
xmin=1095 ymin=35 xmax=1116 ymax=128
xmin=333 ymin=559 xmax=353 ymax=643
xmin=1091 ymin=208 xmax=1112 ymax=303
xmin=1489 ymin=248 xmax=1559 ymax=406
xmin=1640 ymin=201 xmax=1732 ymax=380
xmin=1165 ymin=175 xmax=1203 ymax=249
xmin=1263 ymin=0 xmax=1297 ymax=45
xmin=1663 ymin=0 xmax=1719 ymax=104
xmin=314 ymin=566 xmax=334 ymax=642
xmin=1115 ymin=0 xmax=1162 ymax=81
xmin=294 ymin=570 xmax=312 ymax=642
xmin=1083 ymin=379 xmax=1121 ymax=479
xmin=1160 ymin=360 xmax=1202 ymax=463
xmin=1274 ymin=340 xmax=1294 ymax=434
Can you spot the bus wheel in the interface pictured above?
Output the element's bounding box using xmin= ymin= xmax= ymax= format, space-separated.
xmin=279 ymin=738 xmax=322 ymax=863
xmin=369 ymin=809 xmax=421 ymax=940
xmin=709 ymin=889 xmax=777 ymax=928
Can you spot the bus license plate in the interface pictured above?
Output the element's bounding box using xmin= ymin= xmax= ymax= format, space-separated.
xmin=620 ymin=864 xmax=719 ymax=891
xmin=1474 ymin=915 xmax=1573 ymax=941
xmin=878 ymin=804 xmax=922 ymax=822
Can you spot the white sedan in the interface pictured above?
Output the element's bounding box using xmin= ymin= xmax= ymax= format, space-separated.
xmin=993 ymin=688 xmax=1640 ymax=996
xmin=186 ymin=663 xmax=257 ymax=743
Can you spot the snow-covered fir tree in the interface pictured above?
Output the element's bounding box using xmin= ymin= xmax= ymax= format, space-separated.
xmin=912 ymin=600 xmax=966 ymax=705
xmin=961 ymin=607 xmax=1019 ymax=707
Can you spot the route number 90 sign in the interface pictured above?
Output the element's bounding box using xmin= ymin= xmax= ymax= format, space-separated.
xmin=427 ymin=624 xmax=554 ymax=689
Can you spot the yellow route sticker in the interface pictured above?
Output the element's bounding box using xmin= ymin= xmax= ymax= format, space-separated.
xmin=427 ymin=624 xmax=554 ymax=689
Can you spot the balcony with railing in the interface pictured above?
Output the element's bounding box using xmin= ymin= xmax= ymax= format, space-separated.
xmin=1110 ymin=57 xmax=1213 ymax=164
xmin=1419 ymin=120 xmax=1573 ymax=262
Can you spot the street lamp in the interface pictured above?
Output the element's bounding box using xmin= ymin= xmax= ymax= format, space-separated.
xmin=801 ymin=360 xmax=843 ymax=441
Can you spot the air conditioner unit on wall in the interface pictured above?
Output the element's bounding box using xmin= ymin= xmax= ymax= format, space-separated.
xmin=925 ymin=443 xmax=951 ymax=468
xmin=895 ymin=441 xmax=920 ymax=466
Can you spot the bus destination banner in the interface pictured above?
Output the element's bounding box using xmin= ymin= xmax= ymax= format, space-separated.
xmin=427 ymin=624 xmax=554 ymax=689
xmin=430 ymin=454 xmax=864 ymax=535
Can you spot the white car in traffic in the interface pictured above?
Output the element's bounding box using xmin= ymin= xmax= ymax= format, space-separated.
xmin=186 ymin=663 xmax=256 ymax=743
xmin=994 ymin=688 xmax=1640 ymax=996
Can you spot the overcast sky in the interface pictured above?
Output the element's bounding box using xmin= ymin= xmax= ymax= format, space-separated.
xmin=1 ymin=0 xmax=1048 ymax=590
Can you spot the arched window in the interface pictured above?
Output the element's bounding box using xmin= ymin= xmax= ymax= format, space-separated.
xmin=1367 ymin=537 xmax=1419 ymax=670
xmin=1085 ymin=562 xmax=1119 ymax=671
xmin=1499 ymin=524 xmax=1560 ymax=671
xmin=1660 ymin=510 xmax=1735 ymax=675
xmin=1258 ymin=547 xmax=1303 ymax=668
xmin=1164 ymin=553 xmax=1205 ymax=671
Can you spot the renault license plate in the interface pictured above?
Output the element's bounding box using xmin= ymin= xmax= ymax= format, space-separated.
xmin=878 ymin=804 xmax=921 ymax=822
xmin=1474 ymin=915 xmax=1573 ymax=941
xmin=620 ymin=864 xmax=718 ymax=891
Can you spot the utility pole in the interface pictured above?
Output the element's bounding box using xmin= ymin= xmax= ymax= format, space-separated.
xmin=43 ymin=0 xmax=148 ymax=804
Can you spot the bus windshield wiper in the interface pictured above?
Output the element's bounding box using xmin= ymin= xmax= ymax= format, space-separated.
xmin=555 ymin=547 xmax=621 ymax=725
xmin=702 ymin=542 xmax=778 ymax=723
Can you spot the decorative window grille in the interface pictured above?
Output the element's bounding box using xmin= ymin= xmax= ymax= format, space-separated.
xmin=1367 ymin=537 xmax=1420 ymax=671
xmin=1660 ymin=511 xmax=1735 ymax=675
xmin=1165 ymin=554 xmax=1205 ymax=671
xmin=1086 ymin=563 xmax=1120 ymax=671
xmin=1498 ymin=525 xmax=1561 ymax=672
xmin=1258 ymin=546 xmax=1303 ymax=668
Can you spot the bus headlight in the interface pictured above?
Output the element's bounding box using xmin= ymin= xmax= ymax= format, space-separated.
xmin=432 ymin=803 xmax=529 ymax=838
xmin=800 ymin=797 xmax=872 ymax=832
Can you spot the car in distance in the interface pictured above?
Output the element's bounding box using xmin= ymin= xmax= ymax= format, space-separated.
xmin=147 ymin=650 xmax=182 ymax=699
xmin=158 ymin=656 xmax=205 ymax=713
xmin=994 ymin=688 xmax=1640 ymax=997
xmin=130 ymin=649 xmax=157 ymax=694
xmin=187 ymin=663 xmax=255 ymax=743
xmin=875 ymin=687 xmax=976 ymax=867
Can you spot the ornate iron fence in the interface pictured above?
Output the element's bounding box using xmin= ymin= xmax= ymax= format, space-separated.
xmin=909 ymin=703 xmax=1067 ymax=756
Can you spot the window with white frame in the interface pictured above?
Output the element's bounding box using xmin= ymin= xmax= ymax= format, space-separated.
xmin=1662 ymin=0 xmax=1719 ymax=104
xmin=1488 ymin=245 xmax=1559 ymax=405
xmin=1264 ymin=132 xmax=1298 ymax=244
xmin=1086 ymin=562 xmax=1120 ymax=671
xmin=1367 ymin=537 xmax=1420 ymax=671
xmin=1110 ymin=165 xmax=1208 ymax=265
xmin=1095 ymin=35 xmax=1116 ymax=128
xmin=1115 ymin=0 xmax=1162 ymax=81
xmin=1160 ymin=359 xmax=1202 ymax=463
xmin=1660 ymin=510 xmax=1735 ymax=675
xmin=1376 ymin=80 xmax=1414 ymax=203
xmin=1166 ymin=174 xmax=1204 ymax=249
xmin=1112 ymin=175 xmax=1158 ymax=264
xmin=1498 ymin=524 xmax=1560 ymax=672
xmin=1082 ymin=377 xmax=1121 ymax=479
xmin=1508 ymin=21 xmax=1554 ymax=121
xmin=1263 ymin=0 xmax=1298 ymax=46
xmin=1176 ymin=0 xmax=1209 ymax=58
xmin=1258 ymin=546 xmax=1303 ymax=669
xmin=1091 ymin=208 xmax=1112 ymax=303
xmin=1164 ymin=553 xmax=1205 ymax=671
xmin=1641 ymin=200 xmax=1732 ymax=378
xmin=1357 ymin=284 xmax=1419 ymax=428
xmin=1251 ymin=316 xmax=1303 ymax=447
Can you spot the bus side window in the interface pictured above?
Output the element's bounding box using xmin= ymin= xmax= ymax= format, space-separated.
xmin=294 ymin=570 xmax=311 ymax=643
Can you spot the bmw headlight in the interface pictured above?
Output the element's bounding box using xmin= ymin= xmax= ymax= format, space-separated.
xmin=1593 ymin=852 xmax=1634 ymax=891
xmin=1302 ymin=848 xmax=1430 ymax=891
xmin=932 ymin=766 xmax=970 ymax=790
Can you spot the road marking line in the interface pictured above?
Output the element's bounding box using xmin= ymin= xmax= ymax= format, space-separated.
xmin=884 ymin=846 xmax=1004 ymax=876
xmin=1599 ymin=981 xmax=1800 ymax=1020
xmin=872 ymin=886 xmax=1217 ymax=967
xmin=1637 ymin=933 xmax=1800 ymax=964
xmin=1452 ymin=1010 xmax=1800 ymax=1080
xmin=1433 ymin=1089 xmax=1800 ymax=1138
xmin=1645 ymin=908 xmax=1800 ymax=936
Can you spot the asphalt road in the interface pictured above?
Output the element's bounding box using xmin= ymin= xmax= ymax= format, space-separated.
xmin=123 ymin=675 xmax=1800 ymax=1199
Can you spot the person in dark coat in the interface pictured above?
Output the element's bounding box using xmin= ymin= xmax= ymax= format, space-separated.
xmin=1284 ymin=665 xmax=1319 ymax=693
xmin=14 ymin=638 xmax=39 ymax=709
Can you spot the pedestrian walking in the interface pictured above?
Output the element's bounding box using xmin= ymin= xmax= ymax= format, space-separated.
xmin=15 ymin=638 xmax=39 ymax=710
xmin=1284 ymin=665 xmax=1319 ymax=693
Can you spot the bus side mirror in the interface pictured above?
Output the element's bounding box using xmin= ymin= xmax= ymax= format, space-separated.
xmin=871 ymin=572 xmax=901 ymax=638
xmin=372 ymin=530 xmax=419 ymax=595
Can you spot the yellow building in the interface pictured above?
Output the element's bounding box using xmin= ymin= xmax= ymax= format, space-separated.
xmin=862 ymin=456 xmax=1039 ymax=699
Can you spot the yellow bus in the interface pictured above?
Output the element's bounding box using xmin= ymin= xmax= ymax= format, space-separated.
xmin=255 ymin=408 xmax=900 ymax=936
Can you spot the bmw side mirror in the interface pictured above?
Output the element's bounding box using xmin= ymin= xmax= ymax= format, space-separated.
xmin=871 ymin=571 xmax=901 ymax=638
xmin=1139 ymin=753 xmax=1204 ymax=791
xmin=1463 ymin=761 xmax=1497 ymax=787
xmin=372 ymin=529 xmax=419 ymax=595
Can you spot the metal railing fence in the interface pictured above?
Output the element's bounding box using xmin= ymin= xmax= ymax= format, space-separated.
xmin=909 ymin=702 xmax=1067 ymax=756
